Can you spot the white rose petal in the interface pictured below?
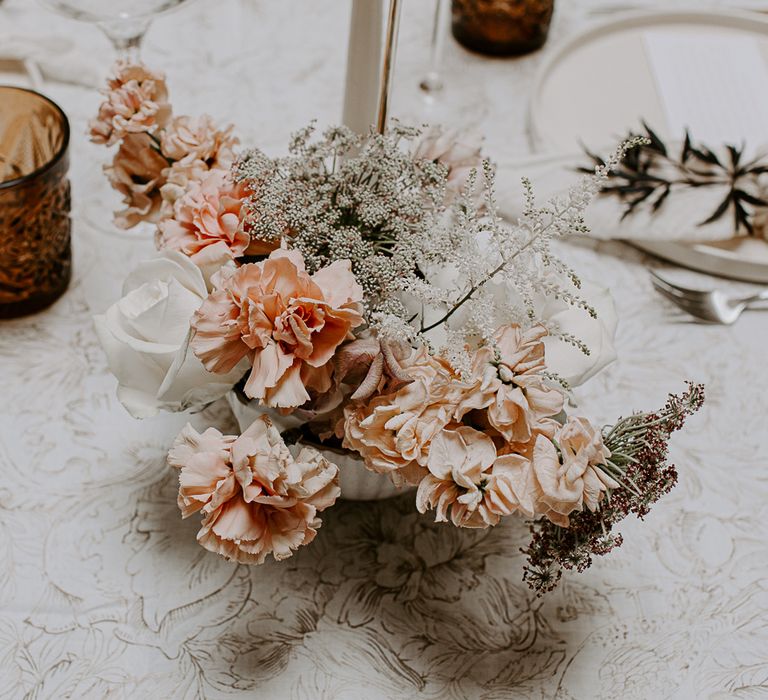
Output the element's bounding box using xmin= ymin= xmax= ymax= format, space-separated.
xmin=94 ymin=250 xmax=246 ymax=418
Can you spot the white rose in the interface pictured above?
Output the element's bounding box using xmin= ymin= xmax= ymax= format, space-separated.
xmin=94 ymin=251 xmax=245 ymax=418
xmin=540 ymin=279 xmax=618 ymax=388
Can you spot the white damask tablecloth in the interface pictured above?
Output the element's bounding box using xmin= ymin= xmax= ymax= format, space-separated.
xmin=1 ymin=1 xmax=767 ymax=698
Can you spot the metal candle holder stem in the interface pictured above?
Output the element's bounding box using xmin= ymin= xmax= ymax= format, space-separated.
xmin=376 ymin=0 xmax=402 ymax=134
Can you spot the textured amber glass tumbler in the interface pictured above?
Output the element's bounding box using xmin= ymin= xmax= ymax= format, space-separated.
xmin=0 ymin=86 xmax=71 ymax=318
xmin=451 ymin=0 xmax=555 ymax=56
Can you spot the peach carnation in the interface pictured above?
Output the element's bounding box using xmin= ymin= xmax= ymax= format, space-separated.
xmin=191 ymin=248 xmax=364 ymax=409
xmin=158 ymin=115 xmax=240 ymax=217
xmin=156 ymin=169 xmax=250 ymax=266
xmin=416 ymin=425 xmax=538 ymax=528
xmin=105 ymin=132 xmax=168 ymax=228
xmin=530 ymin=417 xmax=618 ymax=526
xmin=342 ymin=347 xmax=466 ymax=487
xmin=168 ymin=417 xmax=340 ymax=564
xmin=89 ymin=61 xmax=170 ymax=146
xmin=160 ymin=114 xmax=237 ymax=165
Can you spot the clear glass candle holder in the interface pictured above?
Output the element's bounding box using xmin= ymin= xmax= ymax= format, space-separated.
xmin=0 ymin=86 xmax=71 ymax=318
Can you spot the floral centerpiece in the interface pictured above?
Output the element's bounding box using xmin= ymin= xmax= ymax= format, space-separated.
xmin=92 ymin=62 xmax=703 ymax=593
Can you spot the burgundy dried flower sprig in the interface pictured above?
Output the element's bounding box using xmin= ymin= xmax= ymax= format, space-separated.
xmin=522 ymin=382 xmax=705 ymax=595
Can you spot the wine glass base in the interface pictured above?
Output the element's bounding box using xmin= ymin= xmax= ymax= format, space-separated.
xmin=419 ymin=74 xmax=445 ymax=94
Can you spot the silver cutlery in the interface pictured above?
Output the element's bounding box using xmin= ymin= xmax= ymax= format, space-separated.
xmin=650 ymin=270 xmax=768 ymax=324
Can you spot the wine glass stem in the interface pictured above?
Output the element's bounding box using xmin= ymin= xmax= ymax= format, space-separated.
xmin=113 ymin=34 xmax=143 ymax=63
xmin=420 ymin=0 xmax=449 ymax=94
xmin=98 ymin=20 xmax=149 ymax=63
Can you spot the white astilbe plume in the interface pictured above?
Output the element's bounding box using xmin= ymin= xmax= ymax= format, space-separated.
xmin=415 ymin=137 xmax=647 ymax=353
xmin=234 ymin=122 xmax=645 ymax=369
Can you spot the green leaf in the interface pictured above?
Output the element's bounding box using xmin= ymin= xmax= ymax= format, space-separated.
xmin=583 ymin=145 xmax=606 ymax=168
xmin=641 ymin=121 xmax=668 ymax=156
xmin=734 ymin=199 xmax=752 ymax=234
xmin=681 ymin=130 xmax=693 ymax=162
xmin=690 ymin=144 xmax=723 ymax=167
xmin=652 ymin=184 xmax=671 ymax=212
xmin=733 ymin=189 xmax=768 ymax=207
xmin=699 ymin=192 xmax=733 ymax=226
xmin=726 ymin=143 xmax=743 ymax=169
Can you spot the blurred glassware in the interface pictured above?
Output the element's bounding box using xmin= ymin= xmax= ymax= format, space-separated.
xmin=0 ymin=86 xmax=71 ymax=318
xmin=420 ymin=0 xmax=450 ymax=96
xmin=39 ymin=0 xmax=193 ymax=62
xmin=451 ymin=0 xmax=555 ymax=56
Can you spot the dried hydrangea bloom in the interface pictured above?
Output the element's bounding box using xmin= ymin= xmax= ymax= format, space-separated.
xmin=412 ymin=125 xmax=483 ymax=203
xmin=156 ymin=169 xmax=250 ymax=266
xmin=89 ymin=61 xmax=171 ymax=146
xmin=191 ymin=248 xmax=364 ymax=408
xmin=342 ymin=346 xmax=468 ymax=487
xmin=105 ymin=132 xmax=168 ymax=228
xmin=168 ymin=417 xmax=340 ymax=564
xmin=531 ymin=417 xmax=618 ymax=526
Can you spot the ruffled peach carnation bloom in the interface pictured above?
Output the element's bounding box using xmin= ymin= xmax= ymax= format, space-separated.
xmin=530 ymin=417 xmax=618 ymax=526
xmin=342 ymin=347 xmax=467 ymax=487
xmin=156 ymin=169 xmax=250 ymax=266
xmin=158 ymin=115 xmax=240 ymax=216
xmin=168 ymin=424 xmax=237 ymax=517
xmin=105 ymin=132 xmax=168 ymax=228
xmin=482 ymin=325 xmax=564 ymax=452
xmin=89 ymin=61 xmax=170 ymax=146
xmin=168 ymin=417 xmax=340 ymax=564
xmin=160 ymin=114 xmax=237 ymax=164
xmin=416 ymin=425 xmax=539 ymax=528
xmin=158 ymin=121 xmax=238 ymax=214
xmin=191 ymin=248 xmax=364 ymax=409
xmin=483 ymin=452 xmax=538 ymax=520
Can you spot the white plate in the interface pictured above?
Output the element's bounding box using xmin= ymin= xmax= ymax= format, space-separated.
xmin=528 ymin=9 xmax=768 ymax=283
xmin=630 ymin=237 xmax=768 ymax=284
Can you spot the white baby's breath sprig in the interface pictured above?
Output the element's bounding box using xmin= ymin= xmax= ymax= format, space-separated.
xmin=235 ymin=126 xmax=642 ymax=368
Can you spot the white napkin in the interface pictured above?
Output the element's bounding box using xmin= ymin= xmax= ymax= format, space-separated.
xmin=495 ymin=151 xmax=742 ymax=242
xmin=0 ymin=33 xmax=102 ymax=88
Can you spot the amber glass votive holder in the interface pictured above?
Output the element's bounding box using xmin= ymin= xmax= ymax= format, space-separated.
xmin=452 ymin=0 xmax=555 ymax=56
xmin=0 ymin=86 xmax=71 ymax=318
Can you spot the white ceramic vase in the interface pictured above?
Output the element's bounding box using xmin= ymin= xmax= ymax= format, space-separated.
xmin=225 ymin=392 xmax=407 ymax=501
